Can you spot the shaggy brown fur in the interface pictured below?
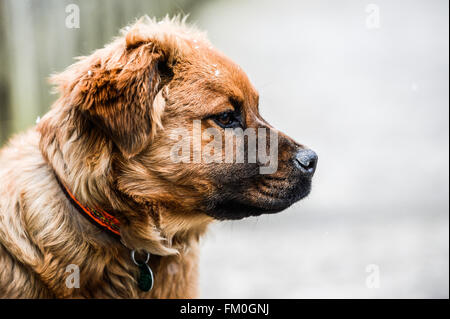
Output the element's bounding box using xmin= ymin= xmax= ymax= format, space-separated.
xmin=0 ymin=16 xmax=315 ymax=298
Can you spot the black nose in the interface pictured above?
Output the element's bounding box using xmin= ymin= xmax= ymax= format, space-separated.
xmin=295 ymin=149 xmax=318 ymax=177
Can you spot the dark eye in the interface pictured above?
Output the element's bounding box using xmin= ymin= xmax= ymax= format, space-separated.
xmin=213 ymin=112 xmax=240 ymax=128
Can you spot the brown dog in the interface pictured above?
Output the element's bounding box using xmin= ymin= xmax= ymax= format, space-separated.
xmin=0 ymin=17 xmax=317 ymax=298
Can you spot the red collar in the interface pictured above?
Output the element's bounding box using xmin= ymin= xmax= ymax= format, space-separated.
xmin=58 ymin=178 xmax=121 ymax=237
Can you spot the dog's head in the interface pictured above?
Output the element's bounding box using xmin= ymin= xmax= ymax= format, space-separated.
xmin=46 ymin=17 xmax=317 ymax=239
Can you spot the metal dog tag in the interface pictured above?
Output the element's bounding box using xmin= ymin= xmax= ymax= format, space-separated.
xmin=137 ymin=262 xmax=154 ymax=292
xmin=131 ymin=250 xmax=154 ymax=292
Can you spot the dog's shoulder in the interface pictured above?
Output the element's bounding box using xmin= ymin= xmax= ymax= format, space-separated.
xmin=0 ymin=129 xmax=55 ymax=267
xmin=0 ymin=128 xmax=49 ymax=194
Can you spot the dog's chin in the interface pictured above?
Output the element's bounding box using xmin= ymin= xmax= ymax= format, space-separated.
xmin=205 ymin=177 xmax=312 ymax=220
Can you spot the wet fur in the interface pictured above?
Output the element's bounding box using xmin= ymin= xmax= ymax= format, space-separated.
xmin=0 ymin=16 xmax=308 ymax=298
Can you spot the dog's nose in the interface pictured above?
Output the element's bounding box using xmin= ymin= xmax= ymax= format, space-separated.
xmin=294 ymin=149 xmax=318 ymax=177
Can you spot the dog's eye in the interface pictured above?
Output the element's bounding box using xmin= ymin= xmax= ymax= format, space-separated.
xmin=213 ymin=112 xmax=240 ymax=128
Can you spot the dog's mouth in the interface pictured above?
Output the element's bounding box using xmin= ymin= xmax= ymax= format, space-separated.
xmin=204 ymin=175 xmax=312 ymax=220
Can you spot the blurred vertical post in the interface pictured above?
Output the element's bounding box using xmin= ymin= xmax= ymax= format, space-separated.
xmin=0 ymin=0 xmax=10 ymax=145
xmin=3 ymin=0 xmax=40 ymax=136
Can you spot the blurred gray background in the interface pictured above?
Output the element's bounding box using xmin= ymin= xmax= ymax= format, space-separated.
xmin=0 ymin=0 xmax=448 ymax=298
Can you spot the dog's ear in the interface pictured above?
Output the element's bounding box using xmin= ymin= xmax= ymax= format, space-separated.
xmin=65 ymin=26 xmax=174 ymax=158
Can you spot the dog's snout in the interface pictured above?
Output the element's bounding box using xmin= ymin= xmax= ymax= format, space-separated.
xmin=294 ymin=149 xmax=318 ymax=177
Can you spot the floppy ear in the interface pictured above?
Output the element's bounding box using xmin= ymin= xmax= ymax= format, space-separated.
xmin=67 ymin=28 xmax=173 ymax=158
